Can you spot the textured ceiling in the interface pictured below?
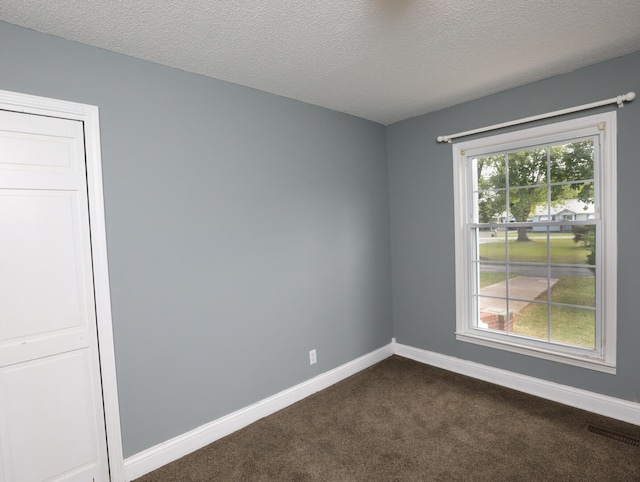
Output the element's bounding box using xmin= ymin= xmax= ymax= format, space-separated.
xmin=2 ymin=1 xmax=640 ymax=125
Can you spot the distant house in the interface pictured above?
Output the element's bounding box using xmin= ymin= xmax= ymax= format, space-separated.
xmin=529 ymin=200 xmax=595 ymax=232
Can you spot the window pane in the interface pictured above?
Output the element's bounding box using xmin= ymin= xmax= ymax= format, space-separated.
xmin=511 ymin=300 xmax=549 ymax=341
xmin=476 ymin=189 xmax=506 ymax=224
xmin=549 ymin=274 xmax=595 ymax=308
xmin=550 ymin=140 xmax=594 ymax=183
xmin=473 ymin=155 xmax=505 ymax=190
xmin=478 ymin=231 xmax=507 ymax=263
xmin=550 ymin=305 xmax=595 ymax=348
xmin=507 ymin=229 xmax=548 ymax=263
xmin=477 ymin=296 xmax=510 ymax=332
xmin=509 ymin=263 xmax=548 ymax=279
xmin=550 ymin=225 xmax=595 ymax=265
xmin=509 ymin=187 xmax=548 ymax=225
xmin=550 ymin=182 xmax=594 ymax=219
xmin=508 ymin=273 xmax=552 ymax=304
xmin=477 ymin=263 xmax=507 ymax=295
xmin=507 ymin=148 xmax=547 ymax=187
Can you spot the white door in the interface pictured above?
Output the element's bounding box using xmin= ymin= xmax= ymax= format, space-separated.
xmin=0 ymin=109 xmax=110 ymax=481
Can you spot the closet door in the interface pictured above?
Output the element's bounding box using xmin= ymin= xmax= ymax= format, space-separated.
xmin=0 ymin=110 xmax=110 ymax=481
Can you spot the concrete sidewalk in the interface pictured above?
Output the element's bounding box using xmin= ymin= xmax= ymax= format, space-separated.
xmin=479 ymin=276 xmax=558 ymax=314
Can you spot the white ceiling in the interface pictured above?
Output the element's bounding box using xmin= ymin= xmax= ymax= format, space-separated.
xmin=2 ymin=1 xmax=640 ymax=125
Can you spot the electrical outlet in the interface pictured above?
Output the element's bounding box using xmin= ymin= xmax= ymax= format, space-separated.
xmin=309 ymin=349 xmax=317 ymax=365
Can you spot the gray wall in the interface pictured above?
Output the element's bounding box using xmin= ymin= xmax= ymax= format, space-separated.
xmin=388 ymin=50 xmax=640 ymax=403
xmin=0 ymin=21 xmax=393 ymax=456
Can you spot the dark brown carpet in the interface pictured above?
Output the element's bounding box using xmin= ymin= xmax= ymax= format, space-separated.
xmin=135 ymin=356 xmax=640 ymax=481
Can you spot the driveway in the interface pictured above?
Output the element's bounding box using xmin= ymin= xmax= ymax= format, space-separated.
xmin=479 ymin=276 xmax=559 ymax=314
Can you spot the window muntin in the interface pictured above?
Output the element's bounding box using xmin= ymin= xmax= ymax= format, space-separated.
xmin=453 ymin=113 xmax=616 ymax=372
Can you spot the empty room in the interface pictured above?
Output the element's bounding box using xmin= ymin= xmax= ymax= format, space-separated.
xmin=0 ymin=1 xmax=639 ymax=481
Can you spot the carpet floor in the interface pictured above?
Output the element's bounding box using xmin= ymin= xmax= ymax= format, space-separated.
xmin=135 ymin=356 xmax=640 ymax=481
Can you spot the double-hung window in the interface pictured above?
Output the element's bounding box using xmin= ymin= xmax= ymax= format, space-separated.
xmin=452 ymin=112 xmax=616 ymax=372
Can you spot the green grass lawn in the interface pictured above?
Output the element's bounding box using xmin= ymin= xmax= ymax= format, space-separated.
xmin=479 ymin=236 xmax=590 ymax=264
xmin=478 ymin=236 xmax=595 ymax=348
xmin=511 ymin=276 xmax=595 ymax=348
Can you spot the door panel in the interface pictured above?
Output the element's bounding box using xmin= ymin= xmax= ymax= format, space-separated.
xmin=0 ymin=132 xmax=74 ymax=170
xmin=0 ymin=351 xmax=100 ymax=481
xmin=0 ymin=110 xmax=109 ymax=481
xmin=0 ymin=191 xmax=87 ymax=341
xmin=0 ymin=110 xmax=80 ymax=173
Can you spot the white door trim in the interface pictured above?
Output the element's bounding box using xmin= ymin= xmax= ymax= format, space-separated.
xmin=0 ymin=89 xmax=124 ymax=481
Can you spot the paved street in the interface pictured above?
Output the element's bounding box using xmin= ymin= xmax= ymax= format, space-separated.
xmin=479 ymin=263 xmax=593 ymax=278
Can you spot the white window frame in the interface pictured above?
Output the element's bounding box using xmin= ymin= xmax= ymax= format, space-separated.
xmin=452 ymin=112 xmax=617 ymax=373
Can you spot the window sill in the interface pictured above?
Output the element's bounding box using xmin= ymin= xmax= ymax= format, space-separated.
xmin=455 ymin=331 xmax=616 ymax=374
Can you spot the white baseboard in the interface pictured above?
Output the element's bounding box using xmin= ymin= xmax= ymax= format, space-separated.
xmin=124 ymin=343 xmax=394 ymax=481
xmin=395 ymin=342 xmax=640 ymax=427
